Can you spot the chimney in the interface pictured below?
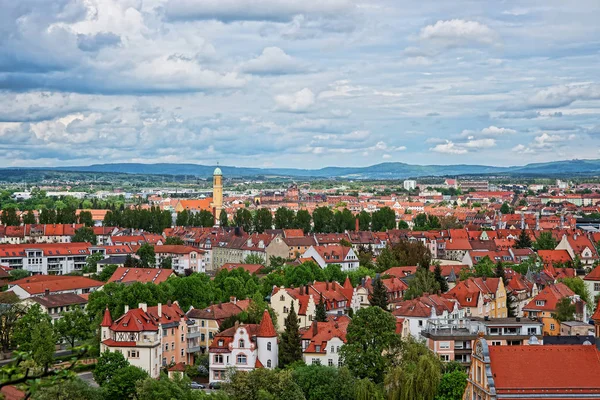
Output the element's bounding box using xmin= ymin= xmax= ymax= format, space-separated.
xmin=312 ymin=320 xmax=318 ymax=336
xmin=355 ymin=217 xmax=359 ymax=232
xmin=139 ymin=303 xmax=147 ymax=312
xmin=230 ymin=296 xmax=237 ymax=304
xmin=44 ymin=288 xmax=50 ymax=297
xmin=125 ymin=305 xmax=130 ymax=313
xmin=158 ymin=303 xmax=162 ymax=318
xmin=167 ymin=299 xmax=172 ymax=306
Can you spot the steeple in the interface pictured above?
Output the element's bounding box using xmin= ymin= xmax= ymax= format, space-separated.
xmin=101 ymin=307 xmax=113 ymax=327
xmin=257 ymin=309 xmax=277 ymax=337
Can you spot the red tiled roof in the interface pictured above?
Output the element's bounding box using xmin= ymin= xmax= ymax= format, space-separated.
xmin=489 ymin=344 xmax=600 ymax=394
xmin=101 ymin=308 xmax=113 ymax=327
xmin=523 ymin=283 xmax=576 ymax=312
xmin=1 ymin=385 xmax=25 ymax=400
xmin=221 ymin=263 xmax=264 ymax=274
xmin=154 ymin=245 xmax=204 ymax=254
xmin=257 ymin=310 xmax=277 ymax=337
xmin=585 ymin=266 xmax=600 ymax=282
xmin=108 ymin=267 xmax=174 ymax=284
xmin=10 ymin=275 xmax=103 ymax=295
xmin=101 ymin=339 xmax=137 ymax=347
xmin=538 ymin=249 xmax=572 ymax=266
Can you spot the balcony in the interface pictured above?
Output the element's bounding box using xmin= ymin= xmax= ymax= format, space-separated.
xmin=187 ymin=331 xmax=203 ymax=339
xmin=187 ymin=346 xmax=202 ymax=353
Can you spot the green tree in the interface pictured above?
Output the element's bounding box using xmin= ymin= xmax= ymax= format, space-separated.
xmin=244 ymin=254 xmax=266 ymax=266
xmin=165 ymin=236 xmax=185 ymax=245
xmin=254 ymin=208 xmax=273 ymax=233
xmin=84 ymin=252 xmax=104 ymax=273
xmin=500 ymin=202 xmax=511 ymax=214
xmin=234 ymin=208 xmax=253 ymax=233
xmin=95 ymin=264 xmax=118 ymax=282
xmin=39 ymin=208 xmax=57 ymax=224
xmin=279 ymin=302 xmax=302 ymax=367
xmin=355 ymin=378 xmax=384 ymax=400
xmin=274 ymin=207 xmax=295 ymax=229
xmin=376 ymin=246 xmax=398 ymax=272
xmin=390 ymin=240 xmax=432 ymax=268
xmin=176 ymin=209 xmax=190 ymax=226
xmin=435 ymin=370 xmax=468 ymax=400
xmin=398 ymin=220 xmax=409 ymax=229
xmin=93 ymin=350 xmax=130 ymax=387
xmin=72 ymin=226 xmax=97 ymax=244
xmin=495 ymin=261 xmax=506 ymax=283
xmin=136 ymin=243 xmax=156 ymax=267
xmin=136 ymin=373 xmax=210 ymax=400
xmin=553 ymin=297 xmax=576 ymax=323
xmin=0 ymin=301 xmax=26 ymax=353
xmin=220 ymin=209 xmax=229 ymax=227
xmin=54 ymin=307 xmax=94 ymax=348
xmin=474 ymin=256 xmax=495 ymax=278
xmin=369 ymin=276 xmax=388 ymax=310
xmin=358 ymin=210 xmax=371 ymax=231
xmin=31 ymin=320 xmax=57 ymax=368
xmin=224 ymin=368 xmax=304 ymax=400
xmin=371 ymin=207 xmax=396 ymax=232
xmin=1 ymin=207 xmax=19 ymax=226
xmin=403 ymin=267 xmax=440 ymax=300
xmin=515 ymin=229 xmax=533 ymax=249
xmin=434 ymin=263 xmax=449 ymax=293
xmin=294 ymin=209 xmax=312 ymax=234
xmin=22 ymin=210 xmax=36 ymax=224
xmin=104 ymin=365 xmax=148 ymax=400
xmin=31 ymin=377 xmax=103 ymax=400
xmin=506 ymin=293 xmax=517 ymax=318
xmin=13 ymin=304 xmax=53 ymax=353
xmin=339 ymin=306 xmax=400 ymax=383
xmin=534 ymin=231 xmax=557 ymax=250
xmin=160 ymin=256 xmax=173 ymax=269
xmin=78 ymin=210 xmax=94 ymax=227
xmin=385 ymin=339 xmax=442 ymax=400
xmin=9 ymin=268 xmax=30 ymax=281
xmin=315 ymin=293 xmax=327 ymax=322
xmin=560 ymin=277 xmax=591 ymax=304
xmin=292 ymin=365 xmax=357 ymax=400
xmin=313 ymin=206 xmax=335 ymax=233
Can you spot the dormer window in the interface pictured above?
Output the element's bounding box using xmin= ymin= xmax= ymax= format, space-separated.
xmin=536 ymin=300 xmax=545 ymax=306
xmin=218 ymin=340 xmax=224 ymax=346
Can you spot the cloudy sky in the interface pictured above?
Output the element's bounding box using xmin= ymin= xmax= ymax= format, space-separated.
xmin=2 ymin=0 xmax=600 ymax=169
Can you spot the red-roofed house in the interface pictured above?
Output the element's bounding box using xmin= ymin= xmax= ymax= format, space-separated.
xmin=8 ymin=275 xmax=103 ymax=299
xmin=523 ymin=283 xmax=587 ymax=335
xmin=100 ymin=301 xmax=188 ymax=378
xmin=301 ymin=315 xmax=350 ymax=367
xmin=302 ymin=245 xmax=359 ymax=271
xmin=220 ymin=263 xmax=264 ymax=274
xmin=153 ymin=245 xmax=206 ymax=273
xmin=107 ymin=267 xmax=175 ymax=285
xmin=392 ymin=294 xmax=462 ymax=337
xmin=585 ymin=266 xmax=600 ymax=303
xmin=208 ymin=310 xmax=278 ymax=382
xmin=464 ymin=337 xmax=600 ymax=400
xmin=556 ymin=233 xmax=599 ymax=266
xmin=0 ymin=242 xmax=92 ymax=274
xmin=445 ymin=277 xmax=507 ymax=318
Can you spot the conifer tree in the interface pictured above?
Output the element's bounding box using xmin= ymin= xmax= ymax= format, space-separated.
xmin=279 ymin=302 xmax=302 ymax=367
xmin=315 ymin=293 xmax=327 ymax=322
xmin=434 ymin=263 xmax=449 ymax=293
xmin=515 ymin=229 xmax=533 ymax=249
xmin=369 ymin=276 xmax=389 ymax=310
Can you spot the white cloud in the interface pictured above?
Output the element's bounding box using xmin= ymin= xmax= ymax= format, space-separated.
xmin=464 ymin=138 xmax=496 ymax=148
xmin=526 ymin=84 xmax=600 ymax=109
xmin=430 ymin=141 xmax=468 ymax=154
xmin=533 ymin=132 xmax=565 ymax=148
xmin=512 ymin=144 xmax=534 ymax=154
xmin=481 ymin=126 xmax=517 ymax=136
xmin=240 ymin=47 xmax=303 ymax=75
xmin=419 ymin=19 xmax=498 ymax=47
xmin=382 ymin=154 xmax=392 ymax=159
xmin=274 ymin=88 xmax=315 ymax=112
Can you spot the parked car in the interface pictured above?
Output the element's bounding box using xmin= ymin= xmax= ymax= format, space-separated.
xmin=190 ymin=382 xmax=206 ymax=390
xmin=208 ymin=382 xmax=221 ymax=390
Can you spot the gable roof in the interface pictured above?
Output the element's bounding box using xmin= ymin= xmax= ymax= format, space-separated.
xmin=10 ymin=275 xmax=103 ymax=296
xmin=488 ymin=344 xmax=600 ymax=395
xmin=108 ymin=267 xmax=175 ymax=285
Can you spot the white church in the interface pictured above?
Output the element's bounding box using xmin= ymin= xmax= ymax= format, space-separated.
xmin=208 ymin=309 xmax=278 ymax=382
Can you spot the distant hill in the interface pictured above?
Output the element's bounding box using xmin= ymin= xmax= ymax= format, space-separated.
xmin=14 ymin=159 xmax=600 ymax=179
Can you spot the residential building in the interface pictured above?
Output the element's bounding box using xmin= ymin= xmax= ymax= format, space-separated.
xmin=302 ymin=245 xmax=359 ymax=271
xmin=186 ymin=298 xmax=251 ymax=354
xmin=555 ymin=233 xmax=599 ymax=266
xmin=100 ymin=301 xmax=189 ymax=378
xmin=153 ymin=245 xmax=206 ymax=273
xmin=8 ymin=275 xmax=103 ymax=299
xmin=463 ymin=337 xmax=600 ymax=400
xmin=0 ymin=243 xmax=91 ymax=275
xmin=584 ymin=265 xmax=600 ymax=302
xmin=403 ymin=180 xmax=417 ymax=191
xmin=522 ymin=283 xmax=587 ymax=335
xmin=421 ymin=317 xmax=543 ymax=366
xmin=26 ymin=292 xmax=87 ymax=321
xmin=209 ymin=310 xmax=278 ymax=382
xmin=392 ymin=294 xmax=462 ymax=338
xmin=445 ymin=277 xmax=507 ymax=318
xmin=301 ymin=315 xmax=350 ymax=367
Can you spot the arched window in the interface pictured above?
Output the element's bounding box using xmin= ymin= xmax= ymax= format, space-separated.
xmin=267 ymin=342 xmax=272 ymax=351
xmin=267 ymin=359 xmax=272 ymax=368
xmin=237 ymin=354 xmax=247 ymax=365
xmin=239 ymin=339 xmax=245 ymax=348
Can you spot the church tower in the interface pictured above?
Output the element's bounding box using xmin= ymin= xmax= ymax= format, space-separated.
xmin=213 ymin=166 xmax=223 ymax=226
